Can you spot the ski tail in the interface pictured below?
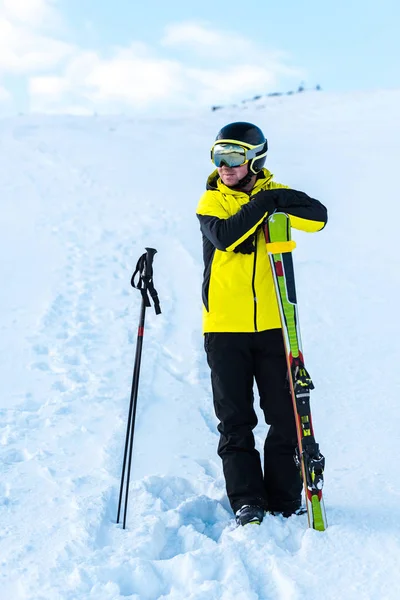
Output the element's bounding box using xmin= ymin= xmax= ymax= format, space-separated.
xmin=264 ymin=212 xmax=327 ymax=531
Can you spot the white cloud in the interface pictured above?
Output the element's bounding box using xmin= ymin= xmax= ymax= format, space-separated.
xmin=160 ymin=21 xmax=302 ymax=106
xmin=85 ymin=50 xmax=182 ymax=105
xmin=29 ymin=47 xmax=185 ymax=113
xmin=0 ymin=7 xmax=304 ymax=115
xmin=0 ymin=0 xmax=73 ymax=75
xmin=0 ymin=18 xmax=74 ymax=73
xmin=28 ymin=22 xmax=303 ymax=114
xmin=0 ymin=0 xmax=56 ymax=26
xmin=162 ymin=21 xmax=238 ymax=54
xmin=185 ymin=64 xmax=278 ymax=105
xmin=29 ymin=75 xmax=68 ymax=97
xmin=162 ymin=21 xmax=297 ymax=71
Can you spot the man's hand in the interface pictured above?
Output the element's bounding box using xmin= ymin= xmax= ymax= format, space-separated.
xmin=249 ymin=189 xmax=277 ymax=214
xmin=234 ymin=235 xmax=255 ymax=254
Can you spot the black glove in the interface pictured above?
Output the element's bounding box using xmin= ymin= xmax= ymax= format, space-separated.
xmin=249 ymin=189 xmax=277 ymax=214
xmin=271 ymin=188 xmax=313 ymax=208
xmin=250 ymin=188 xmax=312 ymax=210
xmin=234 ymin=234 xmax=255 ymax=254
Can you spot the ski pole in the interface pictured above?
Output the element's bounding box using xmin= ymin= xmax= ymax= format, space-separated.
xmin=116 ymin=247 xmax=161 ymax=529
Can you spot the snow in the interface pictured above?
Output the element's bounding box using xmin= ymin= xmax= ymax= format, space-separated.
xmin=1 ymin=89 xmax=400 ymax=599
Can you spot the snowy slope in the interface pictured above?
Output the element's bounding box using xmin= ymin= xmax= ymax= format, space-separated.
xmin=1 ymin=90 xmax=400 ymax=600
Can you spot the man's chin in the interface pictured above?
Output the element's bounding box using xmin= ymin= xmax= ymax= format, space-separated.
xmin=221 ymin=176 xmax=237 ymax=185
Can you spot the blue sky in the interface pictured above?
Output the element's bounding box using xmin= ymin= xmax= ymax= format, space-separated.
xmin=0 ymin=0 xmax=398 ymax=115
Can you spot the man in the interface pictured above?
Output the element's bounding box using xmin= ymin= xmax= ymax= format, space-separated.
xmin=196 ymin=121 xmax=327 ymax=526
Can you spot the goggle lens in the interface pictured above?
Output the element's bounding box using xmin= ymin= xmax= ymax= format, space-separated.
xmin=212 ymin=143 xmax=247 ymax=168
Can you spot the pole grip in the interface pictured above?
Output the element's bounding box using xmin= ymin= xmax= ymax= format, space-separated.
xmin=130 ymin=248 xmax=161 ymax=314
xmin=144 ymin=248 xmax=157 ymax=277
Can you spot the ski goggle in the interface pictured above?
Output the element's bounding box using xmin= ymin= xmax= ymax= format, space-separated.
xmin=211 ymin=139 xmax=266 ymax=168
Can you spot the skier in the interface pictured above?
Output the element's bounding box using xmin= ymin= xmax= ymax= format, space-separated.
xmin=196 ymin=122 xmax=327 ymax=526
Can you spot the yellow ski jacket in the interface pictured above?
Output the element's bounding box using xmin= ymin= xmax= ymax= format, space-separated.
xmin=196 ymin=168 xmax=327 ymax=333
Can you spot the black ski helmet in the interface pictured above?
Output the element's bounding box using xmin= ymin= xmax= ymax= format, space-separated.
xmin=215 ymin=121 xmax=268 ymax=174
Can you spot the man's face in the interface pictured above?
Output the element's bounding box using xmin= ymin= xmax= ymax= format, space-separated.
xmin=217 ymin=163 xmax=249 ymax=187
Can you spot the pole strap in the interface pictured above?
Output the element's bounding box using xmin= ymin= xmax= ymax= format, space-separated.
xmin=131 ymin=250 xmax=162 ymax=315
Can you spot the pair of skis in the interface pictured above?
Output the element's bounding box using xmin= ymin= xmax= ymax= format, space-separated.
xmin=264 ymin=213 xmax=327 ymax=531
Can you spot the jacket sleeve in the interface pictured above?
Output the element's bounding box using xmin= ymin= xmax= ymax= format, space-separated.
xmin=196 ymin=190 xmax=275 ymax=252
xmin=196 ymin=185 xmax=328 ymax=252
xmin=272 ymin=188 xmax=328 ymax=233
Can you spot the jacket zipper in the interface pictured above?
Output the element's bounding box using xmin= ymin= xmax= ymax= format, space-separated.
xmin=252 ymin=233 xmax=258 ymax=331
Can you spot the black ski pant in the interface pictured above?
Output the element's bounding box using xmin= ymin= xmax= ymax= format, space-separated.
xmin=205 ymin=329 xmax=302 ymax=514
